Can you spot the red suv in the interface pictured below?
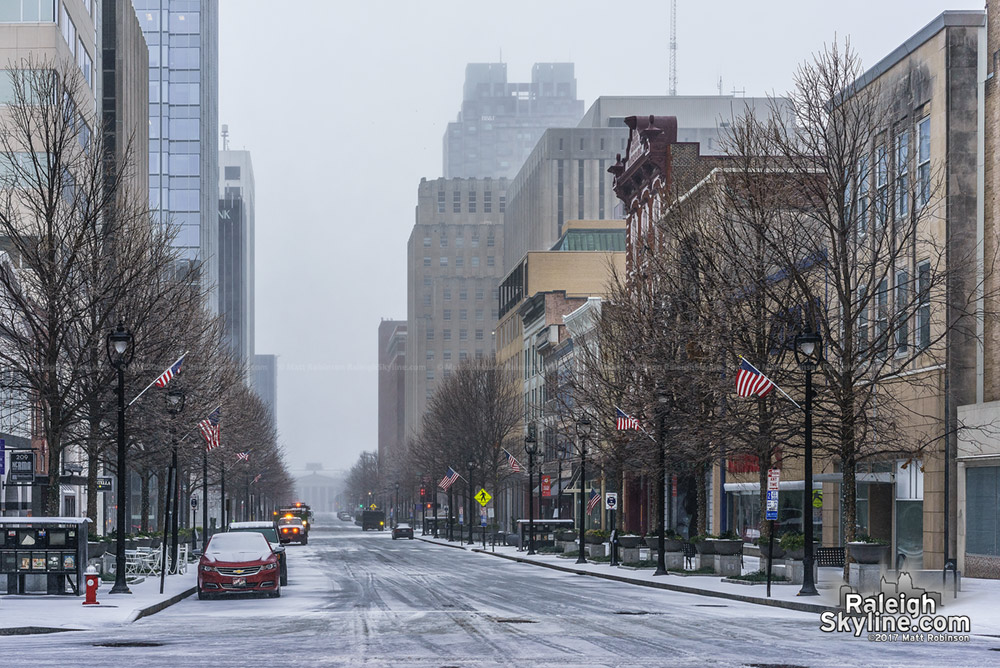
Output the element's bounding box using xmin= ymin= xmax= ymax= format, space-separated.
xmin=198 ymin=532 xmax=281 ymax=599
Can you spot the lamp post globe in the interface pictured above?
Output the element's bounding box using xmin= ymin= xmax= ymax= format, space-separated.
xmin=106 ymin=324 xmax=133 ymax=595
xmin=576 ymin=416 xmax=592 ymax=565
xmin=525 ymin=424 xmax=538 ymax=555
xmin=793 ymin=330 xmax=822 ymax=597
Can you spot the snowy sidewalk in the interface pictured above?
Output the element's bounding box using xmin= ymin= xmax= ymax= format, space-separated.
xmin=416 ymin=534 xmax=1000 ymax=635
xmin=0 ymin=569 xmax=197 ymax=633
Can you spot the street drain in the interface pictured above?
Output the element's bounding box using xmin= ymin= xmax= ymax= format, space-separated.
xmin=694 ymin=604 xmax=728 ymax=608
xmin=615 ymin=611 xmax=652 ymax=615
xmin=93 ymin=641 xmax=164 ymax=648
xmin=493 ymin=618 xmax=536 ymax=624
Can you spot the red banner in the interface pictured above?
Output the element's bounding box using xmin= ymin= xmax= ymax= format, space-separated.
xmin=541 ymin=475 xmax=551 ymax=497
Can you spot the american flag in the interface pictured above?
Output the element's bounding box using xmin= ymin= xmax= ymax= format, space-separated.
xmin=153 ymin=354 xmax=185 ymax=388
xmin=199 ymin=407 xmax=221 ymax=451
xmin=616 ymin=407 xmax=639 ymax=430
xmin=586 ymin=488 xmax=600 ymax=514
xmin=735 ymin=358 xmax=775 ymax=398
xmin=252 ymin=473 xmax=261 ymax=484
xmin=502 ymin=448 xmax=522 ymax=473
xmin=438 ymin=467 xmax=459 ymax=490
xmin=236 ymin=451 xmax=249 ymax=462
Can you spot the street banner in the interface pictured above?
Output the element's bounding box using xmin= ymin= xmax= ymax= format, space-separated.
xmin=541 ymin=475 xmax=551 ymax=497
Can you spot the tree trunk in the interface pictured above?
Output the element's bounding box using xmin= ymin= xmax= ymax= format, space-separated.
xmin=696 ymin=463 xmax=708 ymax=537
xmin=140 ymin=470 xmax=151 ymax=532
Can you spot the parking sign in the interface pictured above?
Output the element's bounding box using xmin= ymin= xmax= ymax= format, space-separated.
xmin=766 ymin=468 xmax=780 ymax=521
xmin=605 ymin=492 xmax=618 ymax=511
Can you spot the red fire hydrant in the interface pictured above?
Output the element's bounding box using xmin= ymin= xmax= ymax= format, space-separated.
xmin=83 ymin=566 xmax=100 ymax=606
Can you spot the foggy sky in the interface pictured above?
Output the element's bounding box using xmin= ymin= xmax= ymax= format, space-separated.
xmin=217 ymin=0 xmax=982 ymax=474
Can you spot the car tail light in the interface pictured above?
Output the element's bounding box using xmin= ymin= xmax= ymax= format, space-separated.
xmin=293 ymin=528 xmax=299 ymax=533
xmin=282 ymin=528 xmax=288 ymax=533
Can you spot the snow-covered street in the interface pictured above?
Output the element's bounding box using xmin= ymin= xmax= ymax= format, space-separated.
xmin=0 ymin=519 xmax=996 ymax=667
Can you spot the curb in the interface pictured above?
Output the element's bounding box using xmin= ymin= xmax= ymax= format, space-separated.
xmin=466 ymin=548 xmax=839 ymax=615
xmin=125 ymin=586 xmax=197 ymax=623
xmin=416 ymin=536 xmax=471 ymax=551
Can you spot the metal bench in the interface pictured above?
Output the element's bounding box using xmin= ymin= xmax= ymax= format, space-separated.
xmin=816 ymin=546 xmax=845 ymax=568
xmin=682 ymin=542 xmax=697 ymax=570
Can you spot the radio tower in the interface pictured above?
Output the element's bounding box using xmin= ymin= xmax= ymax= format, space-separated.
xmin=669 ymin=0 xmax=677 ymax=96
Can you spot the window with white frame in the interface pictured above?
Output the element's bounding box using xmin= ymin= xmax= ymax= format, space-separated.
xmin=896 ymin=128 xmax=910 ymax=220
xmin=895 ymin=269 xmax=908 ymax=355
xmin=875 ymin=143 xmax=888 ymax=228
xmin=916 ymin=117 xmax=930 ymax=209
xmin=876 ymin=278 xmax=888 ymax=354
xmin=917 ymin=261 xmax=930 ymax=349
xmin=0 ymin=0 xmax=55 ymax=22
xmin=857 ymin=284 xmax=868 ymax=353
xmin=856 ymin=155 xmax=869 ymax=236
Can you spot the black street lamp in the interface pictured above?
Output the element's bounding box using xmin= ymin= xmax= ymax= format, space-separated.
xmin=654 ymin=383 xmax=669 ymax=577
xmin=576 ymin=416 xmax=592 ymax=565
xmin=794 ymin=330 xmax=822 ymax=597
xmin=525 ymin=424 xmax=539 ymax=555
xmin=164 ymin=389 xmax=184 ymax=593
xmin=467 ymin=459 xmax=477 ymax=545
xmin=106 ymin=323 xmax=133 ymax=595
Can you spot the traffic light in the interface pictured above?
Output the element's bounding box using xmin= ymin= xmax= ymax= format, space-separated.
xmin=426 ymin=503 xmax=431 ymax=510
xmin=420 ymin=487 xmax=426 ymax=500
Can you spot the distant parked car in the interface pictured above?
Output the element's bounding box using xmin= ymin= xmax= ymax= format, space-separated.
xmin=392 ymin=523 xmax=414 ymax=540
xmin=198 ymin=532 xmax=280 ymax=600
xmin=278 ymin=517 xmax=308 ymax=545
xmin=338 ymin=511 xmax=352 ymax=521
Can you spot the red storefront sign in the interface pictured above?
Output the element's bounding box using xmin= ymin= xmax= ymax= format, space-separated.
xmin=541 ymin=475 xmax=551 ymax=497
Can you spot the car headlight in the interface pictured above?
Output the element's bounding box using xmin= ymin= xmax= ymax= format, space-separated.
xmin=201 ymin=565 xmax=214 ymax=572
xmin=263 ymin=563 xmax=277 ymax=570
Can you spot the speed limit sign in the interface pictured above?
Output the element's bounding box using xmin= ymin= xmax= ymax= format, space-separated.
xmin=605 ymin=492 xmax=618 ymax=510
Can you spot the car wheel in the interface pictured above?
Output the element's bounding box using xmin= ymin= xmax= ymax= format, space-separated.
xmin=280 ymin=573 xmax=288 ymax=586
xmin=270 ymin=586 xmax=281 ymax=599
xmin=198 ymin=590 xmax=209 ymax=601
xmin=409 ymin=536 xmax=414 ymax=540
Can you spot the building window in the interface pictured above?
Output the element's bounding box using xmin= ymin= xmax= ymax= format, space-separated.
xmin=423 ymin=294 xmax=431 ymax=306
xmin=77 ymin=39 xmax=92 ymax=88
xmin=423 ymin=256 xmax=431 ymax=267
xmin=423 ymin=236 xmax=432 ymax=247
xmin=895 ymin=269 xmax=908 ymax=355
xmin=443 ymin=309 xmax=451 ymax=320
xmin=453 ymin=191 xmax=461 ymax=213
xmin=459 ymin=288 xmax=467 ymax=301
xmin=225 ymin=166 xmax=241 ymax=180
xmin=455 ymin=235 xmax=464 ymax=248
xmin=460 ymin=309 xmax=467 ymax=321
xmin=443 ymin=329 xmax=452 ymax=341
xmin=60 ymin=5 xmax=76 ymax=51
xmin=487 ymin=256 xmax=495 ymax=267
xmin=967 ymin=466 xmax=1000 ymax=556
xmin=558 ymin=137 xmax=564 ymax=151
xmin=917 ymin=261 xmax=930 ymax=349
xmin=426 ymin=370 xmax=434 ymax=380
xmin=499 ymin=195 xmax=506 ymax=213
xmin=475 ymin=349 xmax=484 ymax=359
xmin=468 ymin=191 xmax=477 ymax=213
xmin=856 ymin=155 xmax=869 ymax=237
xmin=476 ymin=309 xmax=484 ymax=321
xmin=440 ymin=233 xmax=448 ymax=248
xmin=426 ymin=350 xmax=434 ymax=361
xmin=487 ymin=231 xmax=495 ymax=247
xmin=876 ymin=279 xmax=888 ymax=354
xmin=578 ymin=160 xmax=585 ymax=219
xmin=437 ymin=190 xmax=446 ymax=213
xmin=443 ymin=349 xmax=452 ymax=361
xmin=856 ymin=284 xmax=868 ymax=353
xmin=455 ymin=256 xmax=464 ymax=268
xmin=916 ymin=117 xmax=930 ymax=209
xmin=459 ymin=329 xmax=468 ymax=341
xmin=896 ymin=128 xmax=910 ymax=220
xmin=484 ymin=191 xmax=492 ymax=213
xmin=476 ymin=329 xmax=484 ymax=340
xmin=423 ymin=276 xmax=432 ymax=286
xmin=444 ymin=287 xmax=451 ymax=300
xmin=476 ymin=287 xmax=484 ymax=301
xmin=471 ymin=256 xmax=480 ymax=268
xmin=440 ymin=257 xmax=448 ymax=266
xmin=875 ymin=143 xmax=888 ymax=229
xmin=426 ymin=328 xmax=434 ymax=340
xmin=471 ymin=230 xmax=480 ymax=247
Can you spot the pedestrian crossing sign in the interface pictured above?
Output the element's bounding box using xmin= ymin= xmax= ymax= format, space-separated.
xmin=475 ymin=489 xmax=492 ymax=506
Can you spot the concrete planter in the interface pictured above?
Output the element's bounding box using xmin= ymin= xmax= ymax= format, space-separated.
xmin=87 ymin=542 xmax=106 ymax=559
xmin=584 ymin=534 xmax=606 ymax=545
xmin=848 ymin=542 xmax=890 ymax=565
xmin=617 ymin=535 xmax=641 ymax=549
xmin=694 ymin=540 xmax=716 ymax=555
xmin=709 ymin=539 xmax=742 ymax=556
xmin=758 ymin=543 xmax=785 ymax=560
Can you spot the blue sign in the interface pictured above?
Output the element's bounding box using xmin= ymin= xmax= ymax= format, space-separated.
xmin=766 ymin=510 xmax=778 ymax=521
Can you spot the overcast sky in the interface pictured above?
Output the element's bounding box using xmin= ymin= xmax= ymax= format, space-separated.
xmin=217 ymin=0 xmax=982 ymax=475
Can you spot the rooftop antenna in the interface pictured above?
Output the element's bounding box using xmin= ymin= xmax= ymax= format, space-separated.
xmin=221 ymin=123 xmax=230 ymax=150
xmin=717 ymin=76 xmax=723 ymax=96
xmin=669 ymin=0 xmax=677 ymax=96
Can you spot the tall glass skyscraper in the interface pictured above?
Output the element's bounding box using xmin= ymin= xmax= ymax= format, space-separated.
xmin=131 ymin=0 xmax=219 ymax=304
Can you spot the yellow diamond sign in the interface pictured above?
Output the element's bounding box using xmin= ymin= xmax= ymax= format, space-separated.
xmin=475 ymin=488 xmax=492 ymax=506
